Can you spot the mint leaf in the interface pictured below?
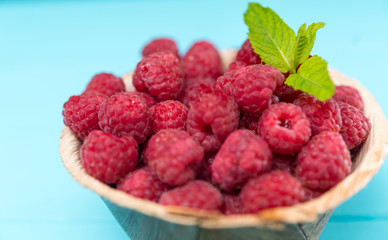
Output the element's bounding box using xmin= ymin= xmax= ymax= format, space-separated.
xmin=244 ymin=3 xmax=296 ymax=73
xmin=285 ymin=56 xmax=334 ymax=101
xmin=293 ymin=22 xmax=325 ymax=69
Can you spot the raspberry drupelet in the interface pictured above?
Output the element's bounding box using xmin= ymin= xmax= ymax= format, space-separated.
xmin=80 ymin=130 xmax=138 ymax=184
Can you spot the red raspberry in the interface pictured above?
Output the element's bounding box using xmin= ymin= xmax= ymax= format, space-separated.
xmin=159 ymin=180 xmax=223 ymax=211
xmin=179 ymin=77 xmax=215 ymax=107
xmin=294 ymin=93 xmax=342 ymax=136
xmin=241 ymin=171 xmax=305 ymax=213
xmin=80 ymin=130 xmax=138 ymax=184
xmin=125 ymin=91 xmax=157 ymax=107
xmin=144 ymin=129 xmax=204 ymax=186
xmin=150 ymin=100 xmax=189 ymax=132
xmin=62 ymin=93 xmax=107 ymax=139
xmin=133 ymin=51 xmax=184 ymax=100
xmin=211 ymin=130 xmax=272 ymax=191
xmin=197 ymin=152 xmax=216 ymax=182
xmin=258 ymin=103 xmax=311 ymax=154
xmin=187 ymin=91 xmax=239 ymax=152
xmin=84 ymin=73 xmax=125 ymax=97
xmin=304 ymin=187 xmax=325 ymax=201
xmin=273 ymin=83 xmax=301 ymax=103
xmin=236 ymin=39 xmax=262 ymax=65
xmin=296 ymin=131 xmax=352 ymax=191
xmin=182 ymin=41 xmax=222 ymax=80
xmin=338 ymin=102 xmax=371 ymax=150
xmin=116 ymin=166 xmax=168 ymax=202
xmin=98 ymin=92 xmax=152 ymax=143
xmin=271 ymin=154 xmax=296 ymax=175
xmin=213 ymin=70 xmax=236 ymax=96
xmin=142 ymin=38 xmax=179 ymax=57
xmin=231 ymin=65 xmax=284 ymax=115
xmin=333 ymin=85 xmax=364 ymax=110
xmin=222 ymin=193 xmax=243 ymax=215
xmin=239 ymin=114 xmax=259 ymax=133
xmin=225 ymin=60 xmax=248 ymax=73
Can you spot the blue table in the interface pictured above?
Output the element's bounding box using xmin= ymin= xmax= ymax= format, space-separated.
xmin=1 ymin=0 xmax=387 ymax=239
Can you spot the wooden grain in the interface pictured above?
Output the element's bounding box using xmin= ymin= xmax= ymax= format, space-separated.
xmin=59 ymin=50 xmax=388 ymax=240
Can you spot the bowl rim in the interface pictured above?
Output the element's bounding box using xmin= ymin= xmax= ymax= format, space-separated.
xmin=59 ymin=50 xmax=388 ymax=229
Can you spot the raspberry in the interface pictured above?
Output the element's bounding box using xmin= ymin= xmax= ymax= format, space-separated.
xmin=272 ymin=154 xmax=296 ymax=175
xmin=150 ymin=100 xmax=189 ymax=132
xmin=63 ymin=93 xmax=107 ymax=139
xmin=80 ymin=130 xmax=138 ymax=184
xmin=239 ymin=114 xmax=259 ymax=133
xmin=304 ymin=187 xmax=325 ymax=201
xmin=98 ymin=92 xmax=152 ymax=143
xmin=142 ymin=38 xmax=179 ymax=57
xmin=182 ymin=41 xmax=222 ymax=79
xmin=133 ymin=51 xmax=184 ymax=100
xmin=211 ymin=130 xmax=272 ymax=191
xmin=296 ymin=131 xmax=352 ymax=191
xmin=179 ymin=77 xmax=215 ymax=107
xmin=84 ymin=73 xmax=125 ymax=97
xmin=333 ymin=85 xmax=364 ymax=110
xmin=125 ymin=91 xmax=157 ymax=107
xmin=258 ymin=103 xmax=311 ymax=154
xmin=187 ymin=91 xmax=239 ymax=152
xmin=273 ymin=83 xmax=301 ymax=103
xmin=144 ymin=129 xmax=204 ymax=186
xmin=117 ymin=166 xmax=168 ymax=202
xmin=222 ymin=193 xmax=243 ymax=215
xmin=213 ymin=70 xmax=236 ymax=96
xmin=294 ymin=93 xmax=342 ymax=136
xmin=236 ymin=39 xmax=262 ymax=65
xmin=338 ymin=102 xmax=371 ymax=150
xmin=241 ymin=171 xmax=305 ymax=213
xmin=225 ymin=60 xmax=248 ymax=73
xmin=197 ymin=152 xmax=216 ymax=182
xmin=159 ymin=180 xmax=222 ymax=211
xmin=231 ymin=65 xmax=284 ymax=115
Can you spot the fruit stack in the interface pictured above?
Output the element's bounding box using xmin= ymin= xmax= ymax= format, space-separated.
xmin=62 ymin=35 xmax=371 ymax=215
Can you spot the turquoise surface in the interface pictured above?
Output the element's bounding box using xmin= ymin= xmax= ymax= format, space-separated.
xmin=1 ymin=0 xmax=387 ymax=239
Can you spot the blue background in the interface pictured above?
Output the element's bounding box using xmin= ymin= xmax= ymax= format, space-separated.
xmin=1 ymin=0 xmax=387 ymax=239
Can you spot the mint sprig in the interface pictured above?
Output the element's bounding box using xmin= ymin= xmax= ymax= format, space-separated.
xmin=244 ymin=3 xmax=334 ymax=101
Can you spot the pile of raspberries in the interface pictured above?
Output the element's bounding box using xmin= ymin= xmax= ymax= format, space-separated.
xmin=63 ymin=38 xmax=371 ymax=214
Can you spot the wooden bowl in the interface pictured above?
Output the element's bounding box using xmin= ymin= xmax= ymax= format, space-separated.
xmin=59 ymin=50 xmax=388 ymax=240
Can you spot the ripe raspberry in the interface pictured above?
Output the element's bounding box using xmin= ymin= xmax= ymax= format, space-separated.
xmin=213 ymin=70 xmax=236 ymax=96
xmin=144 ymin=129 xmax=204 ymax=186
xmin=197 ymin=152 xmax=216 ymax=182
xmin=211 ymin=130 xmax=272 ymax=191
xmin=222 ymin=193 xmax=243 ymax=215
xmin=84 ymin=73 xmax=125 ymax=97
xmin=294 ymin=93 xmax=342 ymax=136
xmin=304 ymin=188 xmax=325 ymax=201
xmin=273 ymin=83 xmax=301 ymax=103
xmin=125 ymin=91 xmax=157 ymax=107
xmin=239 ymin=114 xmax=259 ymax=133
xmin=225 ymin=60 xmax=248 ymax=73
xmin=338 ymin=102 xmax=371 ymax=150
xmin=117 ymin=166 xmax=168 ymax=202
xmin=182 ymin=41 xmax=222 ymax=79
xmin=98 ymin=92 xmax=152 ymax=143
xmin=333 ymin=85 xmax=364 ymax=110
xmin=236 ymin=39 xmax=262 ymax=65
xmin=142 ymin=38 xmax=179 ymax=57
xmin=187 ymin=91 xmax=239 ymax=152
xmin=63 ymin=93 xmax=107 ymax=139
xmin=258 ymin=103 xmax=311 ymax=154
xmin=179 ymin=77 xmax=215 ymax=107
xmin=272 ymin=154 xmax=296 ymax=175
xmin=150 ymin=100 xmax=189 ymax=132
xmin=133 ymin=51 xmax=184 ymax=100
xmin=231 ymin=65 xmax=284 ymax=115
xmin=159 ymin=180 xmax=222 ymax=211
xmin=296 ymin=132 xmax=352 ymax=191
xmin=80 ymin=130 xmax=138 ymax=184
xmin=241 ymin=171 xmax=305 ymax=213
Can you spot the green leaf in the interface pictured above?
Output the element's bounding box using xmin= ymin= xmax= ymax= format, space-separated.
xmin=293 ymin=22 xmax=325 ymax=69
xmin=285 ymin=55 xmax=335 ymax=101
xmin=244 ymin=3 xmax=296 ymax=73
